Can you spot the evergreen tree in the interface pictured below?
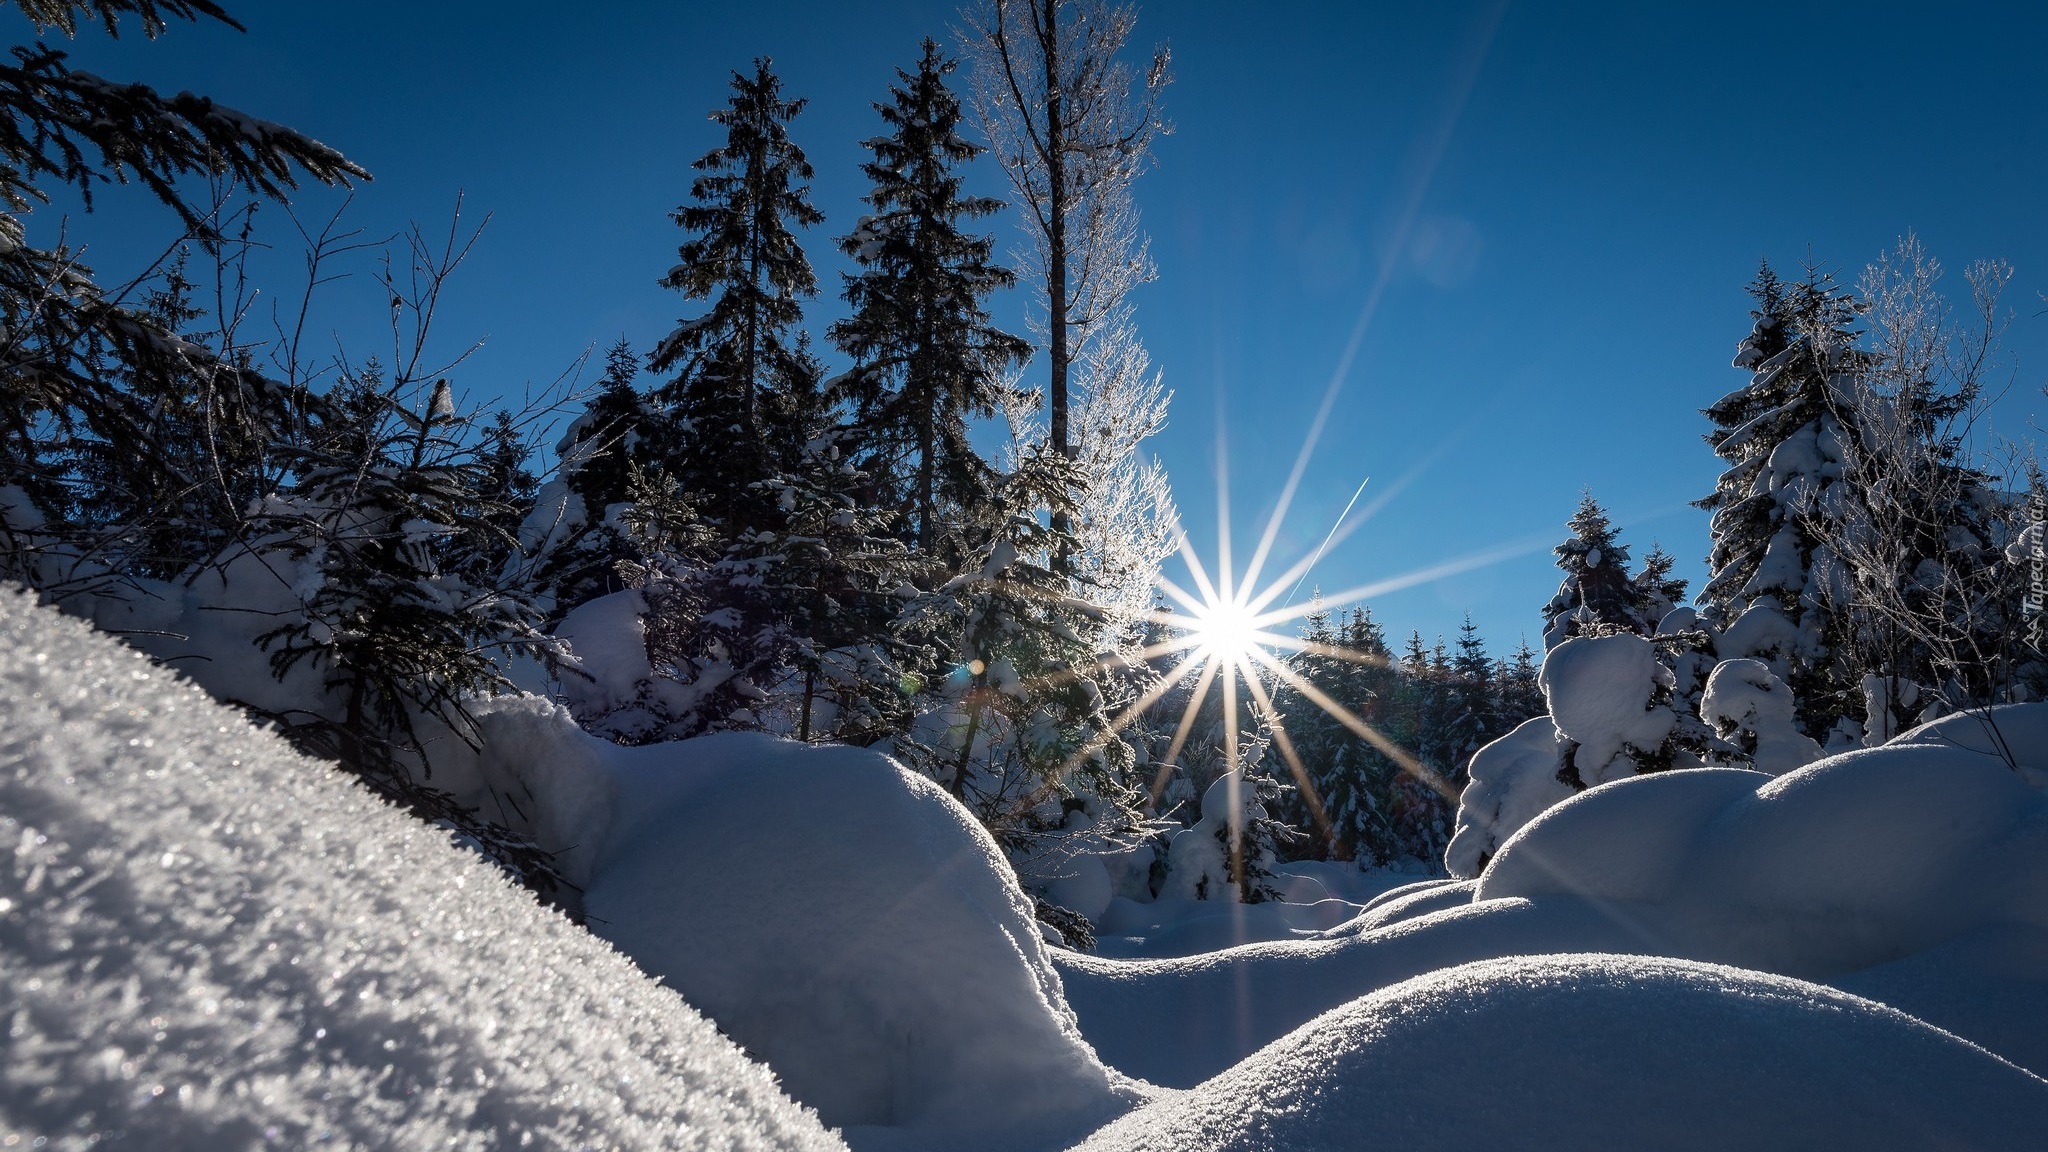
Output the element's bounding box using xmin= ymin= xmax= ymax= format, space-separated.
xmin=650 ymin=57 xmax=824 ymax=529
xmin=1498 ymin=635 xmax=1545 ymax=722
xmin=237 ymin=375 xmax=556 ymax=893
xmin=1632 ymin=542 xmax=1690 ymax=630
xmin=1442 ymin=615 xmax=1498 ymax=782
xmin=0 ymin=1 xmax=363 ymax=582
xmin=895 ymin=446 xmax=1143 ymax=861
xmin=1542 ymin=492 xmax=1648 ymax=648
xmin=830 ymin=39 xmax=1029 ymax=562
xmin=1696 ymin=262 xmax=1868 ymax=737
xmin=528 ymin=339 xmax=653 ymax=621
xmin=731 ymin=428 xmax=921 ymax=745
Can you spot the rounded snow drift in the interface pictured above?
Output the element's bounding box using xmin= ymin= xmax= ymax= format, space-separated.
xmin=583 ymin=733 xmax=1138 ymax=1146
xmin=1070 ymin=953 xmax=2048 ymax=1152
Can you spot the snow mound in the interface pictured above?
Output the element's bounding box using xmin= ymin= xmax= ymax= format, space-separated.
xmin=0 ymin=589 xmax=843 ymax=1151
xmin=1539 ymin=633 xmax=1673 ymax=782
xmin=1479 ymin=748 xmax=2048 ymax=978
xmin=582 ymin=733 xmax=1143 ymax=1151
xmin=1894 ymin=701 xmax=2048 ymax=788
xmin=1700 ymin=657 xmax=1821 ymax=774
xmin=1071 ymin=954 xmax=2048 ymax=1152
xmin=1059 ymin=735 xmax=2048 ymax=1087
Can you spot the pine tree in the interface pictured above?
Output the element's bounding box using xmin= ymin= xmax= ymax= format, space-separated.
xmin=1499 ymin=635 xmax=1545 ymax=722
xmin=830 ymin=39 xmax=1029 ymax=562
xmin=1443 ymin=615 xmax=1498 ymax=782
xmin=0 ymin=1 xmax=363 ymax=583
xmin=650 ymin=57 xmax=824 ymax=529
xmin=895 ymin=446 xmax=1143 ymax=863
xmin=733 ymin=429 xmax=921 ymax=745
xmin=1632 ymin=543 xmax=1690 ymax=631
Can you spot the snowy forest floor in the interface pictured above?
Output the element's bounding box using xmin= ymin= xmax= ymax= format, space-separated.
xmin=5 ymin=587 xmax=2048 ymax=1151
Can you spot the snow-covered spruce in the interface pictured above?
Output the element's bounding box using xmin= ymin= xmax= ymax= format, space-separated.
xmin=0 ymin=588 xmax=842 ymax=1151
xmin=1445 ymin=631 xmax=1708 ymax=877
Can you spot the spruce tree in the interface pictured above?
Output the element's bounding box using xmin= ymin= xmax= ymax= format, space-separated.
xmin=650 ymin=57 xmax=824 ymax=529
xmin=1632 ymin=543 xmax=1690 ymax=631
xmin=0 ymin=1 xmax=363 ymax=581
xmin=1696 ymin=262 xmax=1867 ymax=736
xmin=529 ymin=339 xmax=653 ymax=621
xmin=239 ymin=376 xmax=556 ymax=893
xmin=1499 ymin=635 xmax=1545 ymax=722
xmin=1443 ymin=615 xmax=1498 ymax=782
xmin=895 ymin=445 xmax=1142 ymax=858
xmin=830 ymin=39 xmax=1029 ymax=561
xmin=1542 ymin=492 xmax=1648 ymax=648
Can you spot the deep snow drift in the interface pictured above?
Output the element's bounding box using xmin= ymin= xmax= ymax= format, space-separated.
xmin=1057 ymin=734 xmax=2048 ymax=1092
xmin=0 ymin=589 xmax=842 ymax=1151
xmin=1073 ymin=954 xmax=2048 ymax=1152
xmin=583 ymin=733 xmax=1147 ymax=1151
xmin=9 ymin=584 xmax=2048 ymax=1151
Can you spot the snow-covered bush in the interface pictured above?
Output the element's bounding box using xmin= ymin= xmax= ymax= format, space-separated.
xmin=1445 ymin=632 xmax=1726 ymax=877
xmin=1701 ymin=657 xmax=1822 ymax=774
xmin=1158 ymin=769 xmax=1292 ymax=904
xmin=1443 ymin=715 xmax=1572 ymax=878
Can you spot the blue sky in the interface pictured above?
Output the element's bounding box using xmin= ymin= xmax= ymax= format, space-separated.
xmin=41 ymin=1 xmax=2048 ymax=659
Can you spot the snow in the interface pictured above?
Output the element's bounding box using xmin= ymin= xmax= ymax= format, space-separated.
xmin=1538 ymin=633 xmax=1675 ymax=782
xmin=583 ymin=732 xmax=1148 ymax=1151
xmin=1443 ymin=716 xmax=1569 ymax=879
xmin=1157 ymin=771 xmax=1274 ymax=903
xmin=1714 ymin=598 xmax=1803 ymax=662
xmin=14 ymin=577 xmax=2048 ymax=1149
xmin=1070 ymin=954 xmax=2048 ymax=1152
xmin=1701 ymin=657 xmax=1822 ymax=774
xmin=555 ymin=588 xmax=655 ymax=719
xmin=1058 ymin=726 xmax=2048 ymax=1096
xmin=0 ymin=588 xmax=843 ymax=1151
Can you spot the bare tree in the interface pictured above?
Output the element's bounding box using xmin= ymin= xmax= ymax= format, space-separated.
xmin=959 ymin=0 xmax=1170 ymax=467
xmin=1822 ymin=234 xmax=2017 ymax=752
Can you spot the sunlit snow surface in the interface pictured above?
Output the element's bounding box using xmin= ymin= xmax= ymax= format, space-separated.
xmin=9 ymin=585 xmax=2048 ymax=1151
xmin=1072 ymin=953 xmax=2048 ymax=1152
xmin=0 ymin=588 xmax=843 ymax=1151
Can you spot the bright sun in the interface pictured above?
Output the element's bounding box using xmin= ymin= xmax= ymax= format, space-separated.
xmin=1187 ymin=596 xmax=1263 ymax=664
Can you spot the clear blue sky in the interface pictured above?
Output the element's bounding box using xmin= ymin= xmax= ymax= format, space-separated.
xmin=42 ymin=1 xmax=2048 ymax=659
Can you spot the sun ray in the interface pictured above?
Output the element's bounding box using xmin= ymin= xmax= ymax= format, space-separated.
xmin=1174 ymin=528 xmax=1224 ymax=614
xmin=1154 ymin=656 xmax=1221 ymax=805
xmin=1239 ymin=662 xmax=1333 ymax=848
xmin=1221 ymin=650 xmax=1245 ymax=892
xmin=1212 ymin=402 xmax=1236 ymax=607
xmin=1048 ymin=645 xmax=1216 ymax=789
xmin=1243 ymin=534 xmax=1556 ymax=637
xmin=1249 ymin=646 xmax=1459 ymax=802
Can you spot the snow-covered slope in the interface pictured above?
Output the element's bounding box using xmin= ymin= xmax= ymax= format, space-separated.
xmin=1072 ymin=954 xmax=2048 ymax=1152
xmin=583 ymin=732 xmax=1148 ymax=1152
xmin=0 ymin=588 xmax=843 ymax=1151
